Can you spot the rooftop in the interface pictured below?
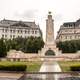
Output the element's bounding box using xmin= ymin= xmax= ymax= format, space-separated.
xmin=0 ymin=19 xmax=39 ymax=28
xmin=63 ymin=18 xmax=80 ymax=27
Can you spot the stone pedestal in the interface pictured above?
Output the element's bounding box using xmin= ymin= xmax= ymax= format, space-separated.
xmin=39 ymin=43 xmax=61 ymax=56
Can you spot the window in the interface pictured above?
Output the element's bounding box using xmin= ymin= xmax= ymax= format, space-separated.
xmin=32 ymin=30 xmax=34 ymax=34
xmin=78 ymin=35 xmax=80 ymax=38
xmin=2 ymin=34 xmax=4 ymax=38
xmin=35 ymin=31 xmax=37 ymax=34
xmin=21 ymin=30 xmax=22 ymax=33
xmin=10 ymin=35 xmax=12 ymax=38
xmin=5 ymin=35 xmax=7 ymax=38
xmin=65 ymin=36 xmax=67 ymax=39
xmin=10 ymin=30 xmax=12 ymax=33
xmin=13 ymin=35 xmax=15 ymax=38
xmin=25 ymin=30 xmax=27 ymax=33
xmin=18 ymin=30 xmax=19 ymax=33
xmin=60 ymin=36 xmax=62 ymax=39
xmin=70 ymin=36 xmax=72 ymax=39
xmin=28 ymin=30 xmax=30 ymax=34
xmin=65 ymin=30 xmax=68 ymax=32
xmin=5 ymin=29 xmax=8 ymax=32
xmin=75 ymin=35 xmax=77 ymax=39
xmin=13 ymin=30 xmax=15 ymax=33
xmin=70 ymin=25 xmax=72 ymax=27
xmin=20 ymin=35 xmax=22 ymax=38
xmin=2 ymin=29 xmax=4 ymax=32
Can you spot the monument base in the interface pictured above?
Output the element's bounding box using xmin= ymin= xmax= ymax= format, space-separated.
xmin=39 ymin=42 xmax=61 ymax=56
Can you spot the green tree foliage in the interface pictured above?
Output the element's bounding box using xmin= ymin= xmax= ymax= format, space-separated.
xmin=23 ymin=37 xmax=44 ymax=53
xmin=56 ymin=40 xmax=80 ymax=53
xmin=2 ymin=37 xmax=44 ymax=56
xmin=0 ymin=38 xmax=7 ymax=57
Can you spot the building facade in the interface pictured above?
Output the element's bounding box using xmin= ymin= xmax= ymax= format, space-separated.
xmin=56 ymin=19 xmax=80 ymax=42
xmin=0 ymin=19 xmax=42 ymax=39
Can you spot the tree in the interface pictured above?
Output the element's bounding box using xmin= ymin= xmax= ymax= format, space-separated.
xmin=57 ymin=40 xmax=78 ymax=53
xmin=1 ymin=37 xmax=44 ymax=55
xmin=0 ymin=38 xmax=7 ymax=57
xmin=23 ymin=37 xmax=44 ymax=53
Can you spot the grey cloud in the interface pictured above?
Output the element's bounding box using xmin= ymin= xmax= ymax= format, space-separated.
xmin=54 ymin=13 xmax=63 ymax=21
xmin=14 ymin=9 xmax=38 ymax=19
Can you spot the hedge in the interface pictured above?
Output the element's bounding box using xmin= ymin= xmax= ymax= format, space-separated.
xmin=0 ymin=64 xmax=27 ymax=71
xmin=57 ymin=40 xmax=79 ymax=53
xmin=70 ymin=65 xmax=80 ymax=71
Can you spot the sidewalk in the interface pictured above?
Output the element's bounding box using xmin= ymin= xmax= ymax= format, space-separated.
xmin=0 ymin=72 xmax=23 ymax=79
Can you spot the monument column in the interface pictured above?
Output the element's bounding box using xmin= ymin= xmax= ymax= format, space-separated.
xmin=46 ymin=12 xmax=54 ymax=44
xmin=39 ymin=12 xmax=60 ymax=56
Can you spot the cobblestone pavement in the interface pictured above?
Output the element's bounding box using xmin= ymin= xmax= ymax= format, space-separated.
xmin=20 ymin=77 xmax=80 ymax=80
xmin=0 ymin=72 xmax=23 ymax=80
xmin=0 ymin=77 xmax=17 ymax=80
xmin=59 ymin=77 xmax=80 ymax=80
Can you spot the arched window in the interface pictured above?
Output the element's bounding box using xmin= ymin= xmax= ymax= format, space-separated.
xmin=45 ymin=49 xmax=55 ymax=56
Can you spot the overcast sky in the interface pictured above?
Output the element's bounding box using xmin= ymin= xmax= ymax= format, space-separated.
xmin=0 ymin=0 xmax=80 ymax=40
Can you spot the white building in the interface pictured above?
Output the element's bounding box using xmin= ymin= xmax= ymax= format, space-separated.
xmin=0 ymin=19 xmax=42 ymax=39
xmin=56 ymin=19 xmax=80 ymax=42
